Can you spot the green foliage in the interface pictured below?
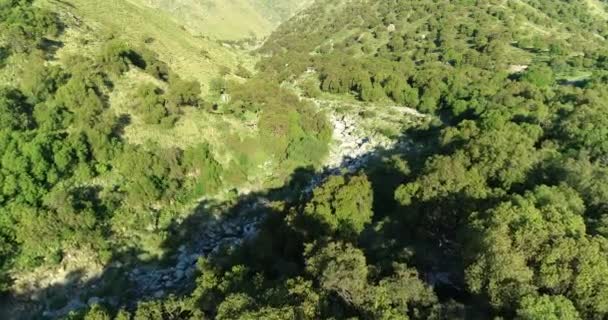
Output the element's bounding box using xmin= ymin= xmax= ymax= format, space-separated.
xmin=138 ymin=48 xmax=170 ymax=81
xmin=133 ymin=83 xmax=170 ymax=125
xmin=0 ymin=87 xmax=32 ymax=131
xmin=517 ymin=295 xmax=581 ymax=320
xmin=5 ymin=0 xmax=608 ymax=319
xmin=305 ymin=241 xmax=368 ymax=306
xmin=235 ymin=64 xmax=253 ymax=79
xmin=83 ymin=304 xmax=112 ymax=320
xmin=115 ymin=145 xmax=184 ymax=209
xmin=304 ymin=174 xmax=373 ymax=237
xmin=99 ymin=40 xmax=138 ymax=75
xmin=557 ymin=88 xmax=608 ymax=159
xmin=0 ymin=0 xmax=59 ymax=53
xmin=20 ymin=54 xmax=66 ymax=103
xmin=183 ymin=143 xmax=222 ymax=196
xmin=165 ymin=76 xmax=201 ymax=108
xmin=209 ymin=77 xmax=227 ymax=95
xmin=465 ymin=185 xmax=608 ymax=318
xmin=228 ymin=79 xmax=331 ymax=167
xmin=299 ymin=78 xmax=322 ymax=98
xmin=522 ymin=64 xmax=555 ymax=87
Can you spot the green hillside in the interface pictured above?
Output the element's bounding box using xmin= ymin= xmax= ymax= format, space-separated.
xmin=51 ymin=0 xmax=246 ymax=88
xmin=131 ymin=0 xmax=314 ymax=40
xmin=3 ymin=0 xmax=608 ymax=319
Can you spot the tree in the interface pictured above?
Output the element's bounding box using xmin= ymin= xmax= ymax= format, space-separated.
xmin=133 ymin=83 xmax=169 ymax=125
xmin=183 ymin=144 xmax=222 ymax=196
xmin=516 ymin=295 xmax=580 ymax=320
xmin=465 ymin=185 xmax=608 ymax=317
xmin=305 ymin=241 xmax=369 ymax=306
xmin=0 ymin=88 xmax=32 ymax=131
xmin=522 ymin=64 xmax=555 ymax=87
xmin=558 ymin=99 xmax=608 ymax=160
xmin=83 ymin=304 xmax=112 ymax=320
xmin=99 ymin=40 xmax=137 ymax=75
xmin=384 ymin=76 xmax=419 ymax=107
xmin=366 ymin=264 xmax=437 ymax=319
xmin=20 ymin=55 xmax=66 ymax=103
xmin=304 ymin=174 xmax=373 ymax=237
xmin=0 ymin=0 xmax=59 ymax=53
xmin=166 ymin=76 xmax=201 ymax=108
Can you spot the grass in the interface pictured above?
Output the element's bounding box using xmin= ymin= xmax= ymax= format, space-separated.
xmin=0 ymin=52 xmax=27 ymax=88
xmin=124 ymin=0 xmax=313 ymax=41
xmin=43 ymin=0 xmax=313 ymax=197
xmin=44 ymin=0 xmax=299 ymax=197
xmin=50 ymin=0 xmax=253 ymax=91
xmin=128 ymin=0 xmax=273 ymax=41
xmin=557 ymin=70 xmax=593 ymax=83
xmin=585 ymin=0 xmax=608 ymax=19
xmin=107 ymin=69 xmax=295 ymax=200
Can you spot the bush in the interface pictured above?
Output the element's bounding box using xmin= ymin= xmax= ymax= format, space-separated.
xmin=99 ymin=40 xmax=136 ymax=75
xmin=235 ymin=65 xmax=253 ymax=79
xmin=166 ymin=76 xmax=201 ymax=107
xmin=300 ymin=79 xmax=322 ymax=98
xmin=133 ymin=83 xmax=168 ymax=124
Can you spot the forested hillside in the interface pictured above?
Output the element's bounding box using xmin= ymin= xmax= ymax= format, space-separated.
xmin=2 ymin=0 xmax=608 ymax=319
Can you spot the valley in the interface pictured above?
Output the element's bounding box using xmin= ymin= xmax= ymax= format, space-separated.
xmin=2 ymin=0 xmax=608 ymax=319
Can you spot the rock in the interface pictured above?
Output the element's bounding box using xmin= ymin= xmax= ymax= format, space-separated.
xmin=243 ymin=224 xmax=256 ymax=237
xmin=176 ymin=261 xmax=187 ymax=271
xmin=508 ymin=64 xmax=528 ymax=73
xmin=190 ymin=254 xmax=201 ymax=263
xmin=222 ymin=223 xmax=238 ymax=235
xmin=175 ymin=269 xmax=184 ymax=280
xmin=185 ymin=267 xmax=196 ymax=278
xmin=154 ymin=290 xmax=165 ymax=298
xmin=88 ymin=296 xmax=101 ymax=306
xmin=59 ymin=298 xmax=86 ymax=315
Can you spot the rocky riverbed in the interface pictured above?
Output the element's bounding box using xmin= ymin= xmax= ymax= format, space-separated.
xmin=14 ymin=100 xmax=428 ymax=319
xmin=121 ymin=102 xmax=427 ymax=306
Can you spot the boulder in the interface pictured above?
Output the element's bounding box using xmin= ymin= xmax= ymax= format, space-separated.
xmin=87 ymin=296 xmax=101 ymax=306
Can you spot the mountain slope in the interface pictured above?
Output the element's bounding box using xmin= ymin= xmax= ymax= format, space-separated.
xmin=51 ymin=0 xmax=314 ymax=87
xmin=4 ymin=0 xmax=608 ymax=319
xmin=125 ymin=0 xmax=314 ymax=40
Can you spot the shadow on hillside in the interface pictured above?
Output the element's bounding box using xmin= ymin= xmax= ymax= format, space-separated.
xmin=4 ymin=123 xmax=457 ymax=319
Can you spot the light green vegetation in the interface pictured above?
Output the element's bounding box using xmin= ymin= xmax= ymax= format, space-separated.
xmin=0 ymin=1 xmax=329 ymax=314
xmin=131 ymin=0 xmax=314 ymax=41
xmin=42 ymin=0 xmax=326 ymax=199
xmin=51 ymin=0 xmax=246 ymax=90
xmin=585 ymin=0 xmax=608 ymax=19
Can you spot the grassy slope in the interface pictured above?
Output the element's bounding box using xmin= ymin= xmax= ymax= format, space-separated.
xmin=131 ymin=0 xmax=272 ymax=40
xmin=43 ymin=0 xmax=321 ymax=199
xmin=586 ymin=0 xmax=608 ymax=19
xmin=126 ymin=0 xmax=314 ymax=40
xmin=54 ymin=0 xmax=246 ymax=89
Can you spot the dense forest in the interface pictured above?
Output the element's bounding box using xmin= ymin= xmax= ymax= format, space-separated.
xmin=2 ymin=0 xmax=608 ymax=319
